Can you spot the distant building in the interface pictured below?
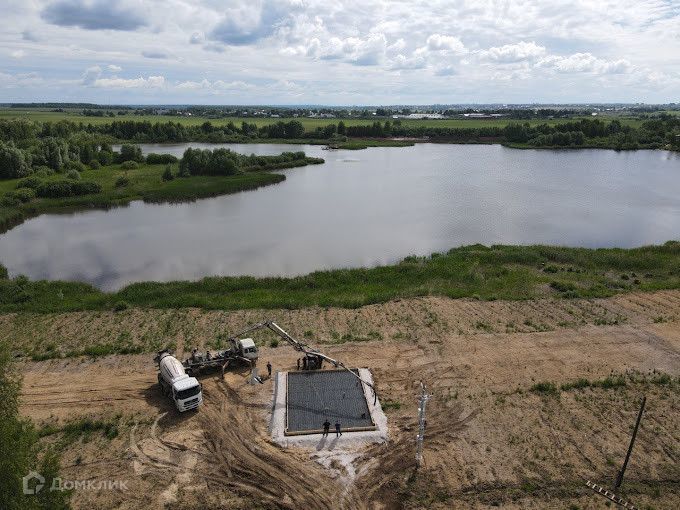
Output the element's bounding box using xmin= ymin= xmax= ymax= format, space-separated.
xmin=393 ymin=113 xmax=445 ymax=119
xmin=463 ymin=113 xmax=506 ymax=118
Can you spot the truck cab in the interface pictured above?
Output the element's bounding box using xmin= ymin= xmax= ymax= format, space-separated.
xmin=236 ymin=338 xmax=258 ymax=361
xmin=156 ymin=351 xmax=203 ymax=412
xmin=170 ymin=376 xmax=203 ymax=412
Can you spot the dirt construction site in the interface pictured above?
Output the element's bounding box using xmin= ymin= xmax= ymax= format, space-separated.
xmin=8 ymin=290 xmax=680 ymax=509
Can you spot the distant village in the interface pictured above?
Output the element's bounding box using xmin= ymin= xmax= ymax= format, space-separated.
xmin=6 ymin=101 xmax=676 ymax=121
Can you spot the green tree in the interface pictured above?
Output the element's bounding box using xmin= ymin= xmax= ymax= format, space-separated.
xmin=207 ymin=149 xmax=238 ymax=176
xmin=504 ymin=123 xmax=530 ymax=143
xmin=0 ymin=343 xmax=70 ymax=509
xmin=117 ymin=144 xmax=143 ymax=163
xmin=0 ymin=142 xmax=32 ymax=179
xmin=162 ymin=165 xmax=174 ymax=181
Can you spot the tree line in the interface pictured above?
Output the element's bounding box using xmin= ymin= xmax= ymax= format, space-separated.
xmin=178 ymin=148 xmax=318 ymax=176
xmin=0 ymin=114 xmax=678 ymax=180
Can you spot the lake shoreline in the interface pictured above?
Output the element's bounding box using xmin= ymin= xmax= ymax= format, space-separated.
xmin=0 ymin=156 xmax=322 ymax=234
xmin=114 ymin=136 xmax=679 ymax=151
xmin=0 ymin=242 xmax=678 ymax=315
xmin=2 ymin=143 xmax=678 ymax=291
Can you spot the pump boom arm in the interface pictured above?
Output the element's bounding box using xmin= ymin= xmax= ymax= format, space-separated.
xmin=228 ymin=320 xmax=377 ymax=402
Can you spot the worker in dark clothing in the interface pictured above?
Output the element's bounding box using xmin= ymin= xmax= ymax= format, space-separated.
xmin=322 ymin=419 xmax=331 ymax=437
xmin=266 ymin=361 xmax=272 ymax=378
xmin=335 ymin=420 xmax=342 ymax=437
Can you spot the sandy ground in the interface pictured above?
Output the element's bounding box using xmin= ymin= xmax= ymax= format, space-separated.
xmin=12 ymin=291 xmax=680 ymax=509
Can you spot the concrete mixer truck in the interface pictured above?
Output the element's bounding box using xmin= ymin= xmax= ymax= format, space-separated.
xmin=154 ymin=350 xmax=203 ymax=412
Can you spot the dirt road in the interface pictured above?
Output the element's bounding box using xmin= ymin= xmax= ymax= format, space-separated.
xmin=14 ymin=291 xmax=680 ymax=509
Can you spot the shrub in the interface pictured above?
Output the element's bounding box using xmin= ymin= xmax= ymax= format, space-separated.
xmin=147 ymin=153 xmax=178 ymax=164
xmin=115 ymin=176 xmax=130 ymax=188
xmin=593 ymin=376 xmax=626 ymax=389
xmin=97 ymin=150 xmax=113 ymax=165
xmin=63 ymin=160 xmax=86 ymax=172
xmin=113 ymin=300 xmax=129 ymax=311
xmin=36 ymin=180 xmax=101 ymax=198
xmin=37 ymin=181 xmax=73 ymax=198
xmin=89 ymin=160 xmax=101 ymax=170
xmin=162 ymin=166 xmax=174 ymax=181
xmin=550 ymin=280 xmax=577 ymax=293
xmin=33 ymin=165 xmax=54 ymax=176
xmin=0 ymin=277 xmax=32 ymax=303
xmin=0 ymin=263 xmax=7 ymax=279
xmin=65 ymin=169 xmax=81 ymax=180
xmin=117 ymin=144 xmax=143 ymax=163
xmin=121 ymin=160 xmax=138 ymax=170
xmin=70 ymin=181 xmax=102 ymax=195
xmin=8 ymin=188 xmax=36 ymax=203
xmin=16 ymin=176 xmax=42 ymax=189
xmin=530 ymin=382 xmax=558 ymax=394
xmin=0 ymin=194 xmax=20 ymax=207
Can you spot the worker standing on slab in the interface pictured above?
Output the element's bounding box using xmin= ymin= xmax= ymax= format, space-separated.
xmin=322 ymin=419 xmax=331 ymax=437
xmin=335 ymin=420 xmax=342 ymax=437
xmin=266 ymin=361 xmax=272 ymax=378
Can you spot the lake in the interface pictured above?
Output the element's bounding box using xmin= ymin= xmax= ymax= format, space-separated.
xmin=1 ymin=143 xmax=678 ymax=290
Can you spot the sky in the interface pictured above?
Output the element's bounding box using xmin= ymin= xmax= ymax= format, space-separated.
xmin=1 ymin=0 xmax=679 ymax=105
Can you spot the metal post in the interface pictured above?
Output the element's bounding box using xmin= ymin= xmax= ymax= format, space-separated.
xmin=615 ymin=395 xmax=646 ymax=489
xmin=416 ymin=382 xmax=431 ymax=467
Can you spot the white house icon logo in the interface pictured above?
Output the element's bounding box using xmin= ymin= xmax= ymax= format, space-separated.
xmin=23 ymin=471 xmax=45 ymax=495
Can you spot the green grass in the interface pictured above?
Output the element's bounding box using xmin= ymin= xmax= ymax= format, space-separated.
xmin=0 ymin=242 xmax=678 ymax=313
xmin=38 ymin=416 xmax=121 ymax=448
xmin=0 ymin=108 xmax=647 ymax=129
xmin=0 ymin=157 xmax=327 ymax=232
xmin=530 ymin=382 xmax=559 ymax=394
xmin=553 ymin=372 xmax=678 ymax=392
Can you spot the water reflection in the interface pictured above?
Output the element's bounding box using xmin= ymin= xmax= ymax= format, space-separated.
xmin=1 ymin=144 xmax=678 ymax=290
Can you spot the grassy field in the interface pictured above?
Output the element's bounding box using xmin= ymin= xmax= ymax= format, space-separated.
xmin=1 ymin=242 xmax=678 ymax=314
xmin=0 ymin=107 xmax=646 ymax=129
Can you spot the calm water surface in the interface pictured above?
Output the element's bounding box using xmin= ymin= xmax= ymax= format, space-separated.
xmin=1 ymin=144 xmax=678 ymax=290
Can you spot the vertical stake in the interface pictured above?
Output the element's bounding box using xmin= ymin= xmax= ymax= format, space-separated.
xmin=416 ymin=382 xmax=431 ymax=467
xmin=615 ymin=395 xmax=646 ymax=489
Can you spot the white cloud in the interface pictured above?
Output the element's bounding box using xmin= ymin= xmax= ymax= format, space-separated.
xmin=537 ymin=53 xmax=634 ymax=74
xmin=0 ymin=0 xmax=677 ymax=102
xmin=425 ymin=34 xmax=467 ymax=55
xmin=93 ymin=75 xmax=165 ymax=88
xmin=81 ymin=65 xmax=102 ymax=85
xmin=176 ymin=79 xmax=251 ymax=91
xmin=479 ymin=41 xmax=546 ymax=63
xmin=316 ymin=33 xmax=387 ymax=65
xmin=389 ymin=53 xmax=427 ymax=70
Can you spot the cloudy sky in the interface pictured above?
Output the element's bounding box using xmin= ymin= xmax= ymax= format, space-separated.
xmin=1 ymin=0 xmax=679 ymax=105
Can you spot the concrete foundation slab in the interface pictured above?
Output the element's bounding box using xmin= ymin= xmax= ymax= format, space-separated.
xmin=286 ymin=369 xmax=375 ymax=435
xmin=270 ymin=368 xmax=387 ymax=448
